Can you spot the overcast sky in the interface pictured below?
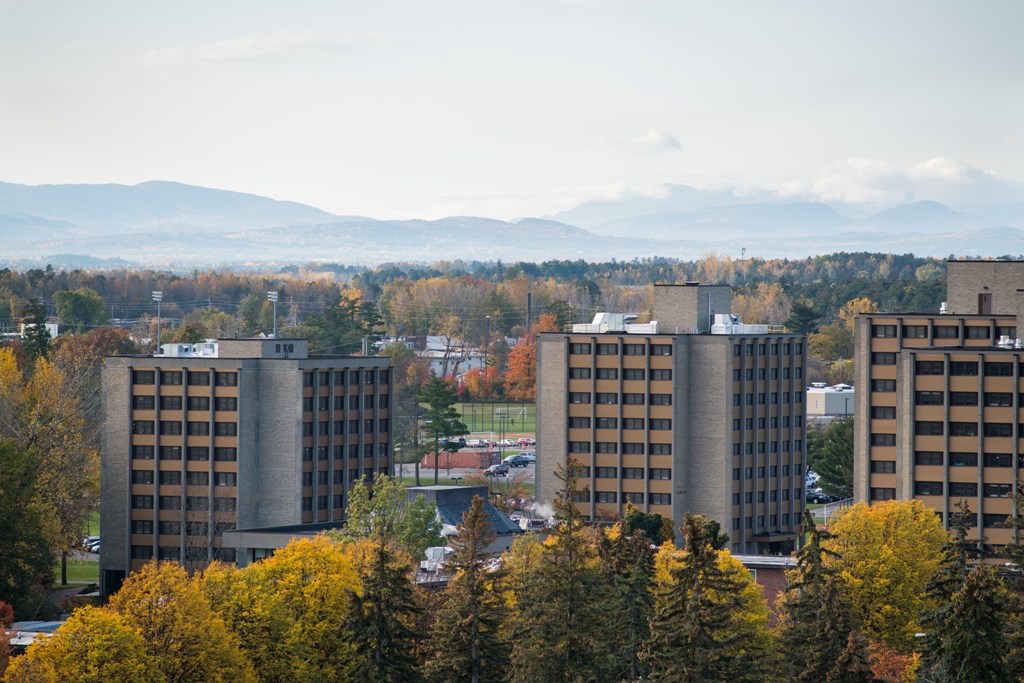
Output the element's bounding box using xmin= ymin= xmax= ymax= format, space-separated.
xmin=2 ymin=0 xmax=1022 ymax=219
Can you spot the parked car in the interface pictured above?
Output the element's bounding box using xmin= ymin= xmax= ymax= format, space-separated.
xmin=518 ymin=437 xmax=536 ymax=447
xmin=83 ymin=536 xmax=100 ymax=553
xmin=484 ymin=463 xmax=509 ymax=477
xmin=466 ymin=438 xmax=486 ymax=448
xmin=518 ymin=450 xmax=536 ymax=463
xmin=504 ymin=455 xmax=530 ymax=468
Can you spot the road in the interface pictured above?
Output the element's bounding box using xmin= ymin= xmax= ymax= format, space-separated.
xmin=395 ymin=461 xmax=536 ymax=485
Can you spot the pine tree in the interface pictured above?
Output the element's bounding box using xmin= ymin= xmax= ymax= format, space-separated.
xmin=599 ymin=522 xmax=656 ymax=681
xmin=778 ymin=510 xmax=872 ymax=683
xmin=642 ymin=514 xmax=768 ymax=682
xmin=418 ymin=376 xmax=468 ymax=485
xmin=423 ymin=495 xmax=508 ymax=683
xmin=508 ymin=459 xmax=613 ymax=682
xmin=21 ymin=298 xmax=51 ymax=363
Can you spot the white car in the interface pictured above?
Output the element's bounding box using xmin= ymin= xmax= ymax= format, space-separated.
xmin=518 ymin=451 xmax=536 ymax=463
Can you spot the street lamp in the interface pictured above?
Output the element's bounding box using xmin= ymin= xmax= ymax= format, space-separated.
xmin=151 ymin=291 xmax=162 ymax=350
xmin=267 ymin=291 xmax=278 ymax=337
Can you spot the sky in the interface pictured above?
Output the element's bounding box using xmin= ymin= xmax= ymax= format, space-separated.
xmin=2 ymin=0 xmax=1023 ymax=220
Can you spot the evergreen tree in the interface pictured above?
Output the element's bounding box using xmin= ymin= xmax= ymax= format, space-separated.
xmin=922 ymin=504 xmax=1011 ymax=682
xmin=642 ymin=514 xmax=769 ymax=682
xmin=423 ymin=495 xmax=508 ymax=683
xmin=508 ymin=459 xmax=613 ymax=682
xmin=21 ymin=298 xmax=51 ymax=363
xmin=419 ymin=376 xmax=468 ymax=486
xmin=778 ymin=510 xmax=872 ymax=683
xmin=999 ymin=489 xmax=1024 ymax=679
xmin=599 ymin=522 xmax=656 ymax=681
xmin=0 ymin=441 xmax=52 ymax=618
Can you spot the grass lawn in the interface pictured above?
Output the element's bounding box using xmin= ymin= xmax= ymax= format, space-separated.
xmin=87 ymin=510 xmax=99 ymax=536
xmin=55 ymin=558 xmax=99 ymax=585
xmin=456 ymin=401 xmax=536 ymax=435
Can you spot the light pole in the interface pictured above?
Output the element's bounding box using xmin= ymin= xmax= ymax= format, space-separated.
xmin=484 ymin=315 xmax=491 ymax=371
xmin=151 ymin=291 xmax=162 ymax=350
xmin=267 ymin=291 xmax=278 ymax=337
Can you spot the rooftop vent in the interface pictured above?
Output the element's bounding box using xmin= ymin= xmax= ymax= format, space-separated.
xmin=939 ymin=301 xmax=949 ymax=315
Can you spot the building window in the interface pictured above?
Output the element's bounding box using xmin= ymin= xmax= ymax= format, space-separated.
xmin=186 ymin=421 xmax=208 ymax=436
xmin=133 ymin=370 xmax=155 ymax=385
xmin=132 ymin=420 xmax=155 ymax=435
xmin=595 ymin=492 xmax=617 ymax=503
xmin=649 ymin=468 xmax=671 ymax=480
xmin=984 ymin=513 xmax=1009 ymax=528
xmin=596 ymin=393 xmax=618 ymax=405
xmin=913 ymin=451 xmax=941 ymax=465
xmin=951 ymin=392 xmax=978 ymax=406
xmin=950 ymin=452 xmax=978 ymax=467
xmin=949 ymin=482 xmax=978 ymax=497
xmin=649 ymin=443 xmax=671 ymax=455
xmin=915 ymin=360 xmax=944 ymax=375
xmin=872 ymin=406 xmax=897 ymax=419
xmin=159 ymin=495 xmax=182 ymax=510
xmin=594 ymin=417 xmax=617 ymax=429
xmin=596 ymin=344 xmax=618 ymax=355
xmin=965 ymin=326 xmax=990 ymax=339
xmin=984 ymin=392 xmax=1013 ymax=407
xmin=949 ymin=422 xmax=978 ymax=437
xmin=131 ymin=545 xmax=154 ymax=560
xmin=131 ymin=519 xmax=154 ymax=534
xmin=984 ymin=423 xmax=1012 ymax=437
xmin=214 ymin=371 xmax=238 ymax=386
xmin=649 ymin=419 xmax=671 ymax=430
xmin=186 ymin=447 xmax=209 ymax=461
xmin=133 ymin=395 xmax=155 ymax=410
xmin=160 ymin=421 xmax=183 ymax=435
xmin=215 ymin=397 xmax=237 ymax=411
xmin=870 ymin=488 xmax=896 ymax=501
xmin=185 ymin=471 xmax=209 ymax=486
xmin=572 ymin=491 xmax=591 ymax=502
xmin=871 ymin=380 xmax=896 ymax=392
xmin=159 ymin=471 xmax=181 ymax=485
xmin=902 ymin=325 xmax=927 ymax=338
xmin=160 ymin=445 xmax=181 ymax=460
xmin=621 ymin=418 xmax=643 ymax=430
xmin=621 ymin=443 xmax=644 ymax=454
xmin=623 ymin=368 xmax=645 ymax=380
xmin=651 ymin=344 xmax=672 ymax=356
xmin=569 ymin=367 xmax=591 ymax=379
xmin=871 ymin=434 xmax=896 ymax=446
xmin=870 ymin=461 xmax=896 ymax=473
xmin=915 ymin=421 xmax=944 ymax=436
xmin=622 ymin=467 xmax=644 ymax=479
xmin=131 ymin=470 xmax=154 ymax=485
xmin=569 ymin=392 xmax=591 ymax=404
xmin=933 ymin=325 xmax=958 ymax=339
xmin=985 ymin=362 xmax=1013 ymax=376
xmin=595 ymin=368 xmax=618 ymax=380
xmin=568 ymin=441 xmax=591 ymax=453
xmin=595 ymin=467 xmax=617 ymax=478
xmin=649 ymin=394 xmax=672 ymax=405
xmin=984 ymin=452 xmax=1012 ymax=467
xmin=872 ymin=352 xmax=897 ymax=365
xmin=569 ymin=343 xmax=592 ymax=354
xmin=872 ymin=325 xmax=896 ymax=338
xmin=214 ymin=472 xmax=237 ymax=487
xmin=349 ymin=370 xmax=361 ymax=385
xmin=214 ymin=447 xmax=237 ymax=461
xmin=623 ymin=344 xmax=645 ymax=356
xmin=157 ymin=395 xmax=182 ymax=411
xmin=214 ymin=422 xmax=237 ymax=436
xmin=188 ymin=371 xmax=211 ymax=386
xmin=624 ymin=492 xmax=644 ymax=504
xmin=914 ymin=480 xmax=943 ymax=496
xmin=650 ymin=369 xmax=672 ymax=381
xmin=186 ymin=396 xmax=209 ymax=411
xmin=159 ymin=370 xmax=182 ymax=385
xmin=622 ymin=393 xmax=645 ymax=405
xmin=214 ymin=497 xmax=236 ymax=512
xmin=950 ymin=361 xmax=978 ymax=376
xmin=984 ymin=483 xmax=1012 ymax=498
xmin=132 ymin=445 xmax=155 ymax=460
xmin=595 ymin=442 xmax=617 ymax=454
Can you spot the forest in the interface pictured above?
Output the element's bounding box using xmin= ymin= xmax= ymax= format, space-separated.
xmin=2 ymin=470 xmax=1021 ymax=683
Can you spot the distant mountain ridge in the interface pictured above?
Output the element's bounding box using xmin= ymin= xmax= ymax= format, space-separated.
xmin=0 ymin=179 xmax=1022 ymax=268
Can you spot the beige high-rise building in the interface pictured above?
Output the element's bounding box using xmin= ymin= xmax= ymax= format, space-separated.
xmin=100 ymin=338 xmax=391 ymax=595
xmin=537 ymin=284 xmax=807 ymax=554
xmin=854 ymin=260 xmax=1024 ymax=547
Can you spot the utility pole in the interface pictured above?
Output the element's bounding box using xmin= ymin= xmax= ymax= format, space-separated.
xmin=152 ymin=291 xmax=163 ymax=350
xmin=267 ymin=291 xmax=278 ymax=337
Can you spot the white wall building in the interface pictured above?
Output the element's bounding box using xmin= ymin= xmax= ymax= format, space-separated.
xmin=806 ymin=383 xmax=855 ymax=417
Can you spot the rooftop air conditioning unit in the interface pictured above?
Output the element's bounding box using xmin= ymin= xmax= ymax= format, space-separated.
xmin=939 ymin=302 xmax=949 ymax=315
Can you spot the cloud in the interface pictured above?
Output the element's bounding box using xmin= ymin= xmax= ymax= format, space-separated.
xmin=626 ymin=127 xmax=682 ymax=154
xmin=781 ymin=157 xmax=1024 ymax=208
xmin=142 ymin=31 xmax=392 ymax=67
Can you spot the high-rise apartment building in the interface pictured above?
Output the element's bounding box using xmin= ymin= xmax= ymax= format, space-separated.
xmin=537 ymin=284 xmax=806 ymax=554
xmin=100 ymin=338 xmax=391 ymax=595
xmin=855 ymin=260 xmax=1024 ymax=546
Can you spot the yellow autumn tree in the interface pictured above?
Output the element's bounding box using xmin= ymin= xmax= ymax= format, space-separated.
xmin=109 ymin=561 xmax=256 ymax=683
xmin=838 ymin=297 xmax=879 ymax=332
xmin=731 ymin=282 xmax=792 ymax=325
xmin=2 ymin=605 xmax=164 ymax=682
xmin=824 ymin=500 xmax=946 ymax=651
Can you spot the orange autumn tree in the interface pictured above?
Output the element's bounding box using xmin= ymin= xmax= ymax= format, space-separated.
xmin=463 ymin=366 xmax=503 ymax=400
xmin=504 ymin=313 xmax=557 ymax=401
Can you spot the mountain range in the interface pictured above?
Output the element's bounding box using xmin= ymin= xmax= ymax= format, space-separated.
xmin=1 ymin=180 xmax=1023 ymax=269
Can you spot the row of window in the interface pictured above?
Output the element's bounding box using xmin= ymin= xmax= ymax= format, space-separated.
xmin=916 ymin=361 xmax=1022 ymax=376
xmin=731 ymin=513 xmax=795 ymax=530
xmin=569 ymin=392 xmax=672 ymax=405
xmin=301 ymin=469 xmax=384 ymax=486
xmin=132 ymin=395 xmax=238 ymax=411
xmin=302 ymin=419 xmax=389 ymax=436
xmin=732 ymin=440 xmax=803 ymax=455
xmin=568 ymin=368 xmax=673 ymax=380
xmin=134 ymin=370 xmax=237 ymax=386
xmin=132 ymin=421 xmax=237 ymax=436
xmin=914 ymin=391 xmax=1023 ymax=407
xmin=733 ymin=367 xmax=804 ymax=381
xmin=131 ymin=470 xmax=237 ymax=486
xmin=733 ymin=342 xmax=803 ymax=356
xmin=303 ymin=369 xmax=390 ymax=386
xmin=914 ymin=482 xmax=1013 ymax=498
xmin=913 ymin=422 xmax=1024 ymax=438
xmin=913 ymin=451 xmax=1016 ymax=467
xmin=731 ymin=392 xmax=803 ymax=405
xmin=872 ymin=324 xmax=1007 ymax=339
xmin=301 ymin=443 xmax=390 ymax=460
xmin=131 ymin=546 xmax=236 ymax=562
xmin=733 ymin=488 xmax=799 ymax=504
xmin=586 ymin=467 xmax=672 ymax=479
xmin=303 ymin=394 xmax=390 ymax=411
xmin=569 ymin=343 xmax=673 ymax=356
xmin=572 ymin=490 xmax=672 ymax=505
xmin=567 ymin=441 xmax=672 ymax=454
xmin=131 ymin=519 xmax=236 ymax=535
xmin=131 ymin=495 xmax=236 ymax=511
xmin=132 ymin=445 xmax=237 ymax=461
xmin=733 ymin=465 xmax=804 ymax=481
xmin=733 ymin=416 xmax=804 ymax=430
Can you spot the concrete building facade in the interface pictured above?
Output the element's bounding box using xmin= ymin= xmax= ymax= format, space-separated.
xmin=100 ymin=338 xmax=391 ymax=595
xmin=538 ymin=284 xmax=806 ymax=554
xmin=854 ymin=260 xmax=1024 ymax=546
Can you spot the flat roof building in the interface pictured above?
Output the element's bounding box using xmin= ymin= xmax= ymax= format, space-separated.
xmin=855 ymin=260 xmax=1024 ymax=546
xmin=537 ymin=284 xmax=807 ymax=554
xmin=100 ymin=338 xmax=391 ymax=595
